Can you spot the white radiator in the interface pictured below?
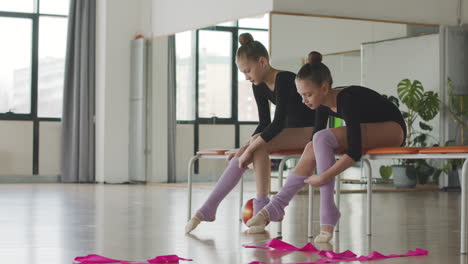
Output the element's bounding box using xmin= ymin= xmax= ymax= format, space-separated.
xmin=129 ymin=38 xmax=148 ymax=183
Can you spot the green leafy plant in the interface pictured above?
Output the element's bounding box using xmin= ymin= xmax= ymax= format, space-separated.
xmin=396 ymin=79 xmax=440 ymax=147
xmin=379 ymin=165 xmax=392 ymax=181
xmin=380 ymin=79 xmax=441 ymax=184
xmin=441 ymin=140 xmax=464 ymax=174
xmin=441 ymin=79 xmax=468 ymax=174
xmin=447 ymin=78 xmax=468 ymax=145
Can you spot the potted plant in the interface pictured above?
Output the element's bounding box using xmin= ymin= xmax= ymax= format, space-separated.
xmin=380 ymin=79 xmax=440 ymax=188
xmin=443 ymin=79 xmax=468 ymax=185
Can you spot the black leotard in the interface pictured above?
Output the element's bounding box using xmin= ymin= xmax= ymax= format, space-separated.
xmin=312 ymin=85 xmax=407 ymax=161
xmin=252 ymin=71 xmax=316 ymax=142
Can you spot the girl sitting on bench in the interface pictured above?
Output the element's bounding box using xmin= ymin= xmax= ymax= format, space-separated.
xmin=185 ymin=34 xmax=317 ymax=233
xmin=246 ymin=51 xmax=407 ymax=243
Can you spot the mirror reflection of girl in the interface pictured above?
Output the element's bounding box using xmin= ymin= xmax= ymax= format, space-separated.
xmin=246 ymin=51 xmax=407 ymax=243
xmin=185 ymin=33 xmax=316 ymax=233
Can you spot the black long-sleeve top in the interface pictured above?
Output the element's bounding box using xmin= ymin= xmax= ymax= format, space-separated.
xmin=252 ymin=71 xmax=316 ymax=142
xmin=312 ymin=86 xmax=407 ymax=161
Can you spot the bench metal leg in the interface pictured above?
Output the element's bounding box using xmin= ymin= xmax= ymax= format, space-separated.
xmin=461 ymin=159 xmax=468 ymax=254
xmin=187 ymin=155 xmax=200 ymax=221
xmin=363 ymin=159 xmax=372 ymax=236
xmin=277 ymin=157 xmax=287 ymax=237
xmin=335 ymin=173 xmax=341 ymax=232
xmin=308 ymin=184 xmax=314 ymax=238
xmin=239 ymin=172 xmax=244 ymax=222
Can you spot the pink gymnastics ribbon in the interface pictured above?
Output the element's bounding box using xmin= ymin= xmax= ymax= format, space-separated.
xmin=244 ymin=239 xmax=318 ymax=252
xmin=244 ymin=238 xmax=428 ymax=264
xmin=73 ymin=254 xmax=192 ymax=264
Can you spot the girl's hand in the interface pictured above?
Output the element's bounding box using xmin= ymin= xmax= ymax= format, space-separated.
xmin=249 ymin=134 xmax=260 ymax=144
xmin=225 ymin=149 xmax=238 ymax=162
xmin=238 ymin=151 xmax=253 ymax=169
xmin=226 ymin=144 xmax=249 ymax=162
xmin=304 ymin=174 xmax=329 ymax=187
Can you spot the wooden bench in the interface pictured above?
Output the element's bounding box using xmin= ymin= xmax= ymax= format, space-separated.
xmin=187 ymin=149 xmax=303 ymax=236
xmin=187 ymin=146 xmax=468 ymax=253
xmin=360 ymin=146 xmax=468 ymax=253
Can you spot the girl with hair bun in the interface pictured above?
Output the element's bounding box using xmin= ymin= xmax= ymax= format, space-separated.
xmin=247 ymin=51 xmax=407 ymax=244
xmin=185 ymin=33 xmax=317 ymax=234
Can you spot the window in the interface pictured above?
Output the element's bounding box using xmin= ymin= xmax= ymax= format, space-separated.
xmin=0 ymin=17 xmax=32 ymax=114
xmin=175 ymin=31 xmax=196 ymax=121
xmin=0 ymin=1 xmax=35 ymax=13
xmin=0 ymin=0 xmax=69 ymax=118
xmin=175 ymin=14 xmax=269 ymax=123
xmin=198 ymin=30 xmax=233 ymax=119
xmin=39 ymin=0 xmax=69 ymax=15
xmin=38 ymin=16 xmax=67 ymax=118
xmin=0 ymin=1 xmax=69 ymax=175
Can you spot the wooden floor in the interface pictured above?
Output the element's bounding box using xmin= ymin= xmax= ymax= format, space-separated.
xmin=0 ymin=183 xmax=466 ymax=264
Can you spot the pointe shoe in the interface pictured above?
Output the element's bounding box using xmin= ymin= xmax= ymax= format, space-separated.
xmin=185 ymin=211 xmax=213 ymax=234
xmin=246 ymin=210 xmax=268 ymax=227
xmin=247 ymin=225 xmax=267 ymax=234
xmin=185 ymin=215 xmax=201 ymax=234
xmin=315 ymin=241 xmax=333 ymax=251
xmin=314 ymin=230 xmax=333 ymax=243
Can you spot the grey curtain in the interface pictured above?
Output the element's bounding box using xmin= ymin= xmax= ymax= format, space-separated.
xmin=61 ymin=0 xmax=96 ymax=183
xmin=167 ymin=35 xmax=177 ymax=183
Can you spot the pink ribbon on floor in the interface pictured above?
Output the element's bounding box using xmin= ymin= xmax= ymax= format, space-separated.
xmin=244 ymin=238 xmax=428 ymax=264
xmin=73 ymin=254 xmax=192 ymax=264
xmin=245 ymin=238 xmax=319 ymax=252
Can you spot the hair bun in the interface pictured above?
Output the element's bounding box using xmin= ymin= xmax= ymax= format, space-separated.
xmin=307 ymin=51 xmax=322 ymax=65
xmin=239 ymin=33 xmax=254 ymax=46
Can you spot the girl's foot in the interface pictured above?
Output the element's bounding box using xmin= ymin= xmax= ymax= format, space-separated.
xmin=246 ymin=209 xmax=271 ymax=234
xmin=185 ymin=211 xmax=214 ymax=234
xmin=315 ymin=211 xmax=340 ymax=242
xmin=315 ymin=241 xmax=333 ymax=251
xmin=314 ymin=230 xmax=333 ymax=243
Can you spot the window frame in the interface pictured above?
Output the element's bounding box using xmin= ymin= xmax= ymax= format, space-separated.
xmin=177 ymin=22 xmax=268 ymax=126
xmin=175 ymin=19 xmax=268 ymax=175
xmin=0 ymin=1 xmax=68 ymax=175
xmin=196 ymin=27 xmax=237 ymax=124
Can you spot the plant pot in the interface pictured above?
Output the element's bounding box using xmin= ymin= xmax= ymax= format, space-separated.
xmin=392 ymin=165 xmax=417 ymax=189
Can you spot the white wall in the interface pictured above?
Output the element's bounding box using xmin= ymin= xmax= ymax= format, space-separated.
xmin=362 ymin=34 xmax=441 ymax=178
xmin=140 ymin=0 xmax=154 ymax=36
xmin=444 ymin=26 xmax=468 ymax=146
xmin=362 ymin=34 xmax=440 ymax=126
xmin=240 ymin=125 xmax=258 ymax=145
xmin=269 ymin=13 xmax=443 ymax=181
xmin=0 ymin=121 xmax=33 ymax=175
xmin=174 ymin=124 xmax=257 ymax=183
xmin=153 ymin=0 xmax=272 ymax=36
xmin=323 ymin=52 xmax=361 ymax=87
xmin=270 ymin=14 xmax=407 ymax=72
xmin=273 ymin=0 xmax=466 ymax=25
xmin=39 ymin=122 xmax=61 ymax=176
xmin=152 ymin=0 xmax=468 ymax=37
xmin=198 ymin=125 xmax=235 ymax=181
xmin=96 ymin=0 xmax=152 ymax=183
xmin=175 ymin=124 xmax=194 ymax=182
xmin=93 ymin=0 xmax=462 ymax=185
xmin=0 ymin=121 xmax=61 ymax=177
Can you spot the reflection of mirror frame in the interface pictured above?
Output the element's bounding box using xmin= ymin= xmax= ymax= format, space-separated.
xmin=269 ymin=11 xmax=439 ymax=28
